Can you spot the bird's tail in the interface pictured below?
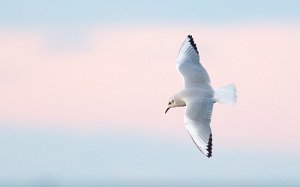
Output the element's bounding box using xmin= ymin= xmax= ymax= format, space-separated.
xmin=214 ymin=84 xmax=237 ymax=105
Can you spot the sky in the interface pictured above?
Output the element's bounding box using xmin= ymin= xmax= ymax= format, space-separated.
xmin=0 ymin=1 xmax=300 ymax=186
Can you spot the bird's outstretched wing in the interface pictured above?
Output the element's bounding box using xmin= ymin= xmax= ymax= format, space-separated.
xmin=176 ymin=35 xmax=211 ymax=88
xmin=184 ymin=98 xmax=214 ymax=157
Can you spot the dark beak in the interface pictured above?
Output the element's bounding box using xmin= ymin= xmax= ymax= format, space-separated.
xmin=165 ymin=107 xmax=170 ymax=114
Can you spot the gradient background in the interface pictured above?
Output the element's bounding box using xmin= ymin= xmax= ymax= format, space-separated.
xmin=1 ymin=0 xmax=300 ymax=186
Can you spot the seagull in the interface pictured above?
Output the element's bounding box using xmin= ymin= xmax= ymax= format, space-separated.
xmin=165 ymin=35 xmax=237 ymax=158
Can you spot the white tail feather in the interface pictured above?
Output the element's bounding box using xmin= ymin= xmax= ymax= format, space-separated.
xmin=214 ymin=84 xmax=237 ymax=105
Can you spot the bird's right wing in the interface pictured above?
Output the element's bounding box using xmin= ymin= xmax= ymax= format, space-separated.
xmin=184 ymin=97 xmax=214 ymax=157
xmin=176 ymin=35 xmax=211 ymax=88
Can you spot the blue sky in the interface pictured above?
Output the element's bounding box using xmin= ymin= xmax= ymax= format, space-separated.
xmin=1 ymin=1 xmax=300 ymax=186
xmin=1 ymin=129 xmax=300 ymax=186
xmin=0 ymin=0 xmax=299 ymax=26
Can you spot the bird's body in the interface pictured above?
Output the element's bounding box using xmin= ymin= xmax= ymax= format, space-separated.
xmin=165 ymin=35 xmax=236 ymax=158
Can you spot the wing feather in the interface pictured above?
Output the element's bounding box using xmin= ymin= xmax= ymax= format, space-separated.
xmin=184 ymin=98 xmax=214 ymax=158
xmin=176 ymin=35 xmax=211 ymax=88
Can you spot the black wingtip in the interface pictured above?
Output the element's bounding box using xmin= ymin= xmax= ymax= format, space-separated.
xmin=188 ymin=132 xmax=213 ymax=158
xmin=187 ymin=35 xmax=199 ymax=54
xmin=206 ymin=134 xmax=213 ymax=158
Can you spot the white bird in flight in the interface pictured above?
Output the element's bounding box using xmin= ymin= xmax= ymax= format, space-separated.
xmin=165 ymin=35 xmax=237 ymax=158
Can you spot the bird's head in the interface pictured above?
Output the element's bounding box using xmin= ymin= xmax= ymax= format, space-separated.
xmin=165 ymin=97 xmax=176 ymax=114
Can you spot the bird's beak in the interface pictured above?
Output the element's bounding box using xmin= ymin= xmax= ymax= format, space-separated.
xmin=165 ymin=107 xmax=170 ymax=114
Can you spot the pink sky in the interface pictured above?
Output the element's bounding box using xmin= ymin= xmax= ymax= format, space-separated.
xmin=0 ymin=24 xmax=299 ymax=150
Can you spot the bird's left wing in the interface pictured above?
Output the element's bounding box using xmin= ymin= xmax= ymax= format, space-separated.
xmin=176 ymin=35 xmax=211 ymax=88
xmin=184 ymin=98 xmax=214 ymax=157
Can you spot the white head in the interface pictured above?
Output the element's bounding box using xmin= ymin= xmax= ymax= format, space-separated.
xmin=165 ymin=97 xmax=176 ymax=114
